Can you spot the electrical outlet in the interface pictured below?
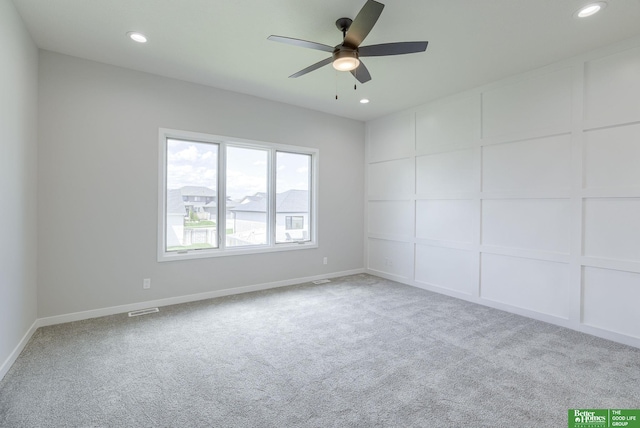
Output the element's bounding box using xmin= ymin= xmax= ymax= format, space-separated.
xmin=143 ymin=278 xmax=151 ymax=289
xmin=323 ymin=257 xmax=328 ymax=265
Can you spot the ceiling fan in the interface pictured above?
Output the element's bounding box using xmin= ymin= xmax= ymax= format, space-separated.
xmin=268 ymin=0 xmax=428 ymax=84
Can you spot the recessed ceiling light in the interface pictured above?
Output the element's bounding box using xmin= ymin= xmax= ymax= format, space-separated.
xmin=575 ymin=2 xmax=607 ymax=18
xmin=127 ymin=31 xmax=148 ymax=43
xmin=360 ymin=98 xmax=370 ymax=104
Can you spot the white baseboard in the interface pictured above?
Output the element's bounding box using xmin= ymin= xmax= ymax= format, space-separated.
xmin=37 ymin=268 xmax=365 ymax=327
xmin=0 ymin=320 xmax=39 ymax=382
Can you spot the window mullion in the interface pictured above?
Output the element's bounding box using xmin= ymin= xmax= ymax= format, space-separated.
xmin=218 ymin=142 xmax=227 ymax=251
xmin=268 ymin=149 xmax=277 ymax=246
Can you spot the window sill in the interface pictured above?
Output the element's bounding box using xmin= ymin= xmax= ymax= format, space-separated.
xmin=157 ymin=241 xmax=318 ymax=262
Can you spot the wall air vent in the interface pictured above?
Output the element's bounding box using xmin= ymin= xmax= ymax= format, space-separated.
xmin=128 ymin=307 xmax=160 ymax=317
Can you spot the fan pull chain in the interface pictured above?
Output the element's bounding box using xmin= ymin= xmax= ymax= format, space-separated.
xmin=335 ymin=70 xmax=339 ymax=100
xmin=354 ymin=66 xmax=357 ymax=91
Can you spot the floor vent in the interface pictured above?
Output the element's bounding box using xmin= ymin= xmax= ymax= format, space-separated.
xmin=312 ymin=279 xmax=331 ymax=285
xmin=128 ymin=307 xmax=159 ymax=317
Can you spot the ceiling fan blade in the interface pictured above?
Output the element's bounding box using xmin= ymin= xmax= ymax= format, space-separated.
xmin=351 ymin=61 xmax=372 ymax=83
xmin=359 ymin=41 xmax=428 ymax=57
xmin=268 ymin=35 xmax=334 ymax=53
xmin=343 ymin=0 xmax=384 ymax=48
xmin=289 ymin=57 xmax=333 ymax=78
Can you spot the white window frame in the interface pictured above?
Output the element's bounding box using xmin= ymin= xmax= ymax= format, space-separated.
xmin=158 ymin=128 xmax=319 ymax=262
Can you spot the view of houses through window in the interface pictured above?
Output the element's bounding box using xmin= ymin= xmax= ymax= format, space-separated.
xmin=164 ymin=136 xmax=313 ymax=255
xmin=275 ymin=151 xmax=311 ymax=243
xmin=166 ymin=139 xmax=219 ymax=251
xmin=226 ymin=146 xmax=268 ymax=247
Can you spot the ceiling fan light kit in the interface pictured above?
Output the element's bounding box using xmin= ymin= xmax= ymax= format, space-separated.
xmin=268 ymin=0 xmax=428 ymax=84
xmin=332 ymin=50 xmax=360 ymax=71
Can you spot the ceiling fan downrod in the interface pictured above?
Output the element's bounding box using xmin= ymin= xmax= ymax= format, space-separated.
xmin=335 ymin=18 xmax=353 ymax=39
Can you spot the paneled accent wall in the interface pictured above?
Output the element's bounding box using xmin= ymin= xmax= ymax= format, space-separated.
xmin=365 ymin=39 xmax=640 ymax=348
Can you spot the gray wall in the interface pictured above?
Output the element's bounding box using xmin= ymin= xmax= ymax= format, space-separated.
xmin=37 ymin=51 xmax=365 ymax=318
xmin=0 ymin=0 xmax=39 ymax=373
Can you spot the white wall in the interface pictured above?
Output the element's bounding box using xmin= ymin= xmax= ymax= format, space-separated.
xmin=37 ymin=51 xmax=364 ymax=318
xmin=0 ymin=0 xmax=39 ymax=377
xmin=366 ymin=36 xmax=640 ymax=348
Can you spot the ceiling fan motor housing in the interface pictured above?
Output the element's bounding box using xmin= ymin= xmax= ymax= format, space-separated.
xmin=336 ymin=17 xmax=353 ymax=38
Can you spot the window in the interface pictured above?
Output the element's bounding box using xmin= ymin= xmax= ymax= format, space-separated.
xmin=226 ymin=146 xmax=268 ymax=247
xmin=285 ymin=216 xmax=304 ymax=230
xmin=158 ymin=129 xmax=318 ymax=261
xmin=165 ymin=138 xmax=218 ymax=252
xmin=276 ymin=152 xmax=311 ymax=243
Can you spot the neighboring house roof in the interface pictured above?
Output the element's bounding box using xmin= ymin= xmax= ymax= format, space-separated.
xmin=277 ymin=189 xmax=309 ymax=213
xmin=231 ymin=190 xmax=308 ymax=213
xmin=167 ymin=189 xmax=186 ymax=215
xmin=238 ymin=192 xmax=266 ymax=205
xmin=179 ymin=186 xmax=215 ymax=197
xmin=225 ymin=197 xmax=236 ymax=210
xmin=233 ymin=197 xmax=266 ymax=213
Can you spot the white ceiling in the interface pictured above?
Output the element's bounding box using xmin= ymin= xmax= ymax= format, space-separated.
xmin=12 ymin=0 xmax=640 ymax=121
